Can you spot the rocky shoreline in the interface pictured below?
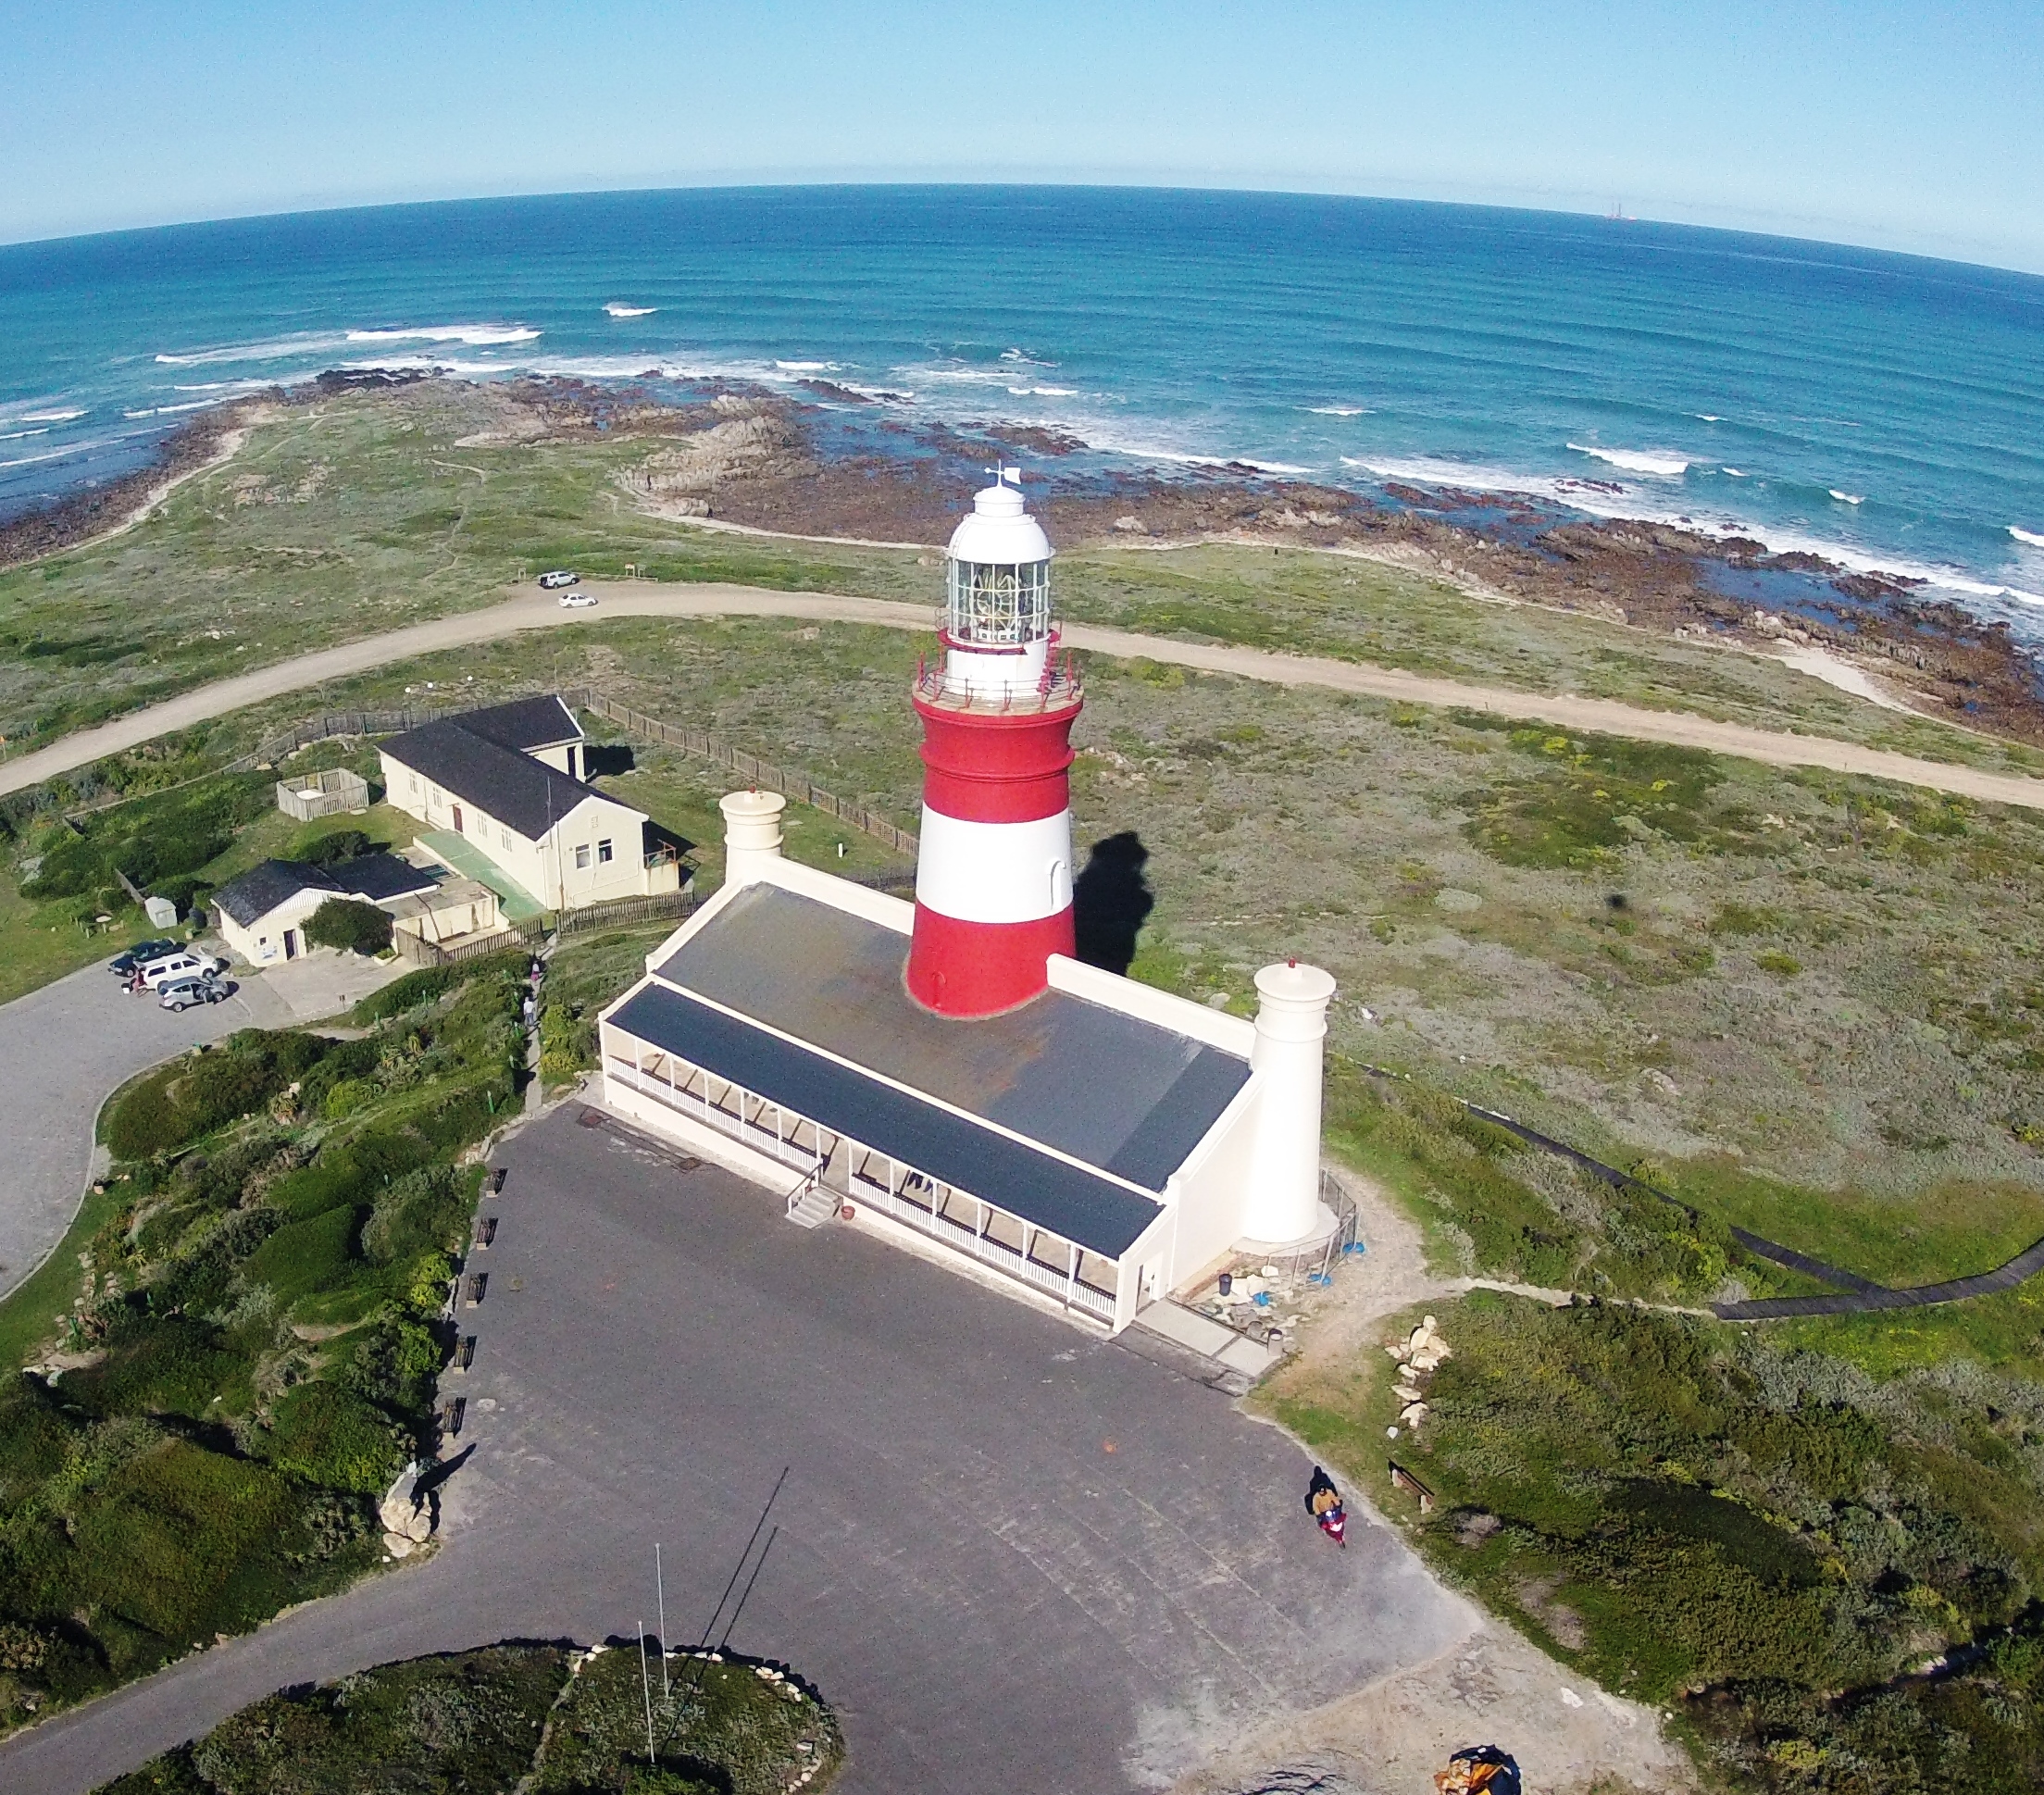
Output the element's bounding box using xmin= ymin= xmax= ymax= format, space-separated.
xmin=7 ymin=373 xmax=2041 ymax=746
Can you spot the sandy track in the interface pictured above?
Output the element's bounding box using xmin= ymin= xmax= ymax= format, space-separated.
xmin=6 ymin=580 xmax=2044 ymax=814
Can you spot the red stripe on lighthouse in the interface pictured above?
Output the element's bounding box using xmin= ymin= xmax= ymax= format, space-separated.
xmin=913 ymin=697 xmax=1080 ymax=824
xmin=905 ymin=904 xmax=1076 ymax=1016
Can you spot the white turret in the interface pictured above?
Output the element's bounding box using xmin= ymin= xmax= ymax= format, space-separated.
xmin=719 ymin=790 xmax=786 ymax=888
xmin=1240 ymin=959 xmax=1338 ymax=1245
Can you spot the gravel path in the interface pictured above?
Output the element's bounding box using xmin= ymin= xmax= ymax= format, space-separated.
xmin=5 ymin=582 xmax=2042 ymax=813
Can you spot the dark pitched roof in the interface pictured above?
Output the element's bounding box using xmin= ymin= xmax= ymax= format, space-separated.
xmin=454 ymin=694 xmax=583 ymax=754
xmin=609 ymin=983 xmax=1164 ymax=1258
xmin=653 ymin=886 xmax=1250 ymax=1190
xmin=327 ymin=853 xmax=439 ymax=904
xmin=381 ymin=717 xmax=604 ymax=840
xmin=215 ymin=860 xmax=338 ymax=927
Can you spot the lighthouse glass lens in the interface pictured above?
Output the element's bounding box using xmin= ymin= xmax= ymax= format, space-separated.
xmin=948 ymin=559 xmax=1049 ymax=643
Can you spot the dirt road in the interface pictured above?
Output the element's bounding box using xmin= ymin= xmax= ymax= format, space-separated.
xmin=7 ymin=580 xmax=2044 ymax=813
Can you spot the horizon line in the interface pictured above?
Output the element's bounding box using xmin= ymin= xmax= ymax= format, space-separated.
xmin=6 ymin=176 xmax=2043 ymax=283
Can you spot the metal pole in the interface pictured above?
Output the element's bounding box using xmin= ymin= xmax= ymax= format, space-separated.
xmin=656 ymin=1544 xmax=669 ymax=1699
xmin=637 ymin=1620 xmax=655 ymax=1764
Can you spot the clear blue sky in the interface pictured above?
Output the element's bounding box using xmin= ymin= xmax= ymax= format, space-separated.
xmin=6 ymin=0 xmax=2042 ymax=270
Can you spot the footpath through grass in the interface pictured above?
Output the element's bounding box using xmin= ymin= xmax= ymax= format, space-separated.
xmin=97 ymin=1639 xmax=841 ymax=1795
xmin=0 ymin=953 xmax=527 ymax=1736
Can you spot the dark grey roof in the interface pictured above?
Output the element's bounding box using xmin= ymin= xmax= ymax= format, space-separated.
xmin=327 ymin=853 xmax=438 ymax=904
xmin=215 ymin=859 xmax=337 ymax=926
xmin=454 ymin=694 xmax=583 ymax=753
xmin=382 ymin=718 xmax=600 ymax=840
xmin=653 ymin=886 xmax=1249 ymax=1191
xmin=609 ymin=983 xmax=1164 ymax=1258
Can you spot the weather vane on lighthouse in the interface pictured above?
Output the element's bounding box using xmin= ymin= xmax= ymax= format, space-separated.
xmin=904 ymin=467 xmax=1084 ymax=1016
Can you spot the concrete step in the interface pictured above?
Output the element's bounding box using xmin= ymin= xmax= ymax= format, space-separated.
xmin=787 ymin=1183 xmax=839 ymax=1230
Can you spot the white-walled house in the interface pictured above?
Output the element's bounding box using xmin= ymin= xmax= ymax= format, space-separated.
xmin=214 ymin=854 xmax=440 ymax=966
xmin=379 ymin=697 xmax=681 ymax=914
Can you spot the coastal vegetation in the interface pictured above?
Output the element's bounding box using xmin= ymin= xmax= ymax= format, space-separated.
xmin=95 ymin=1639 xmax=841 ymax=1795
xmin=4 ymin=381 xmax=2044 ymax=1789
xmin=0 ymin=954 xmax=525 ymax=1735
xmin=1265 ymin=1291 xmax=2044 ymax=1794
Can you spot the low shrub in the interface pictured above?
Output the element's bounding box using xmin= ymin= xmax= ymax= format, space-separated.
xmin=105 ymin=1031 xmax=331 ymax=1160
xmin=296 ymin=828 xmax=371 ymax=867
xmin=237 ymin=1204 xmax=361 ymax=1308
xmin=263 ymin=1385 xmax=406 ymax=1494
xmin=303 ymin=898 xmax=392 ymax=956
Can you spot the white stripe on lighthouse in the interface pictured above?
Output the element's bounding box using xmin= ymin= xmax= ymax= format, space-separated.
xmin=915 ymin=808 xmax=1073 ymax=924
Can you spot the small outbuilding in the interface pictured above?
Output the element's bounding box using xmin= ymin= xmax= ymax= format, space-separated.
xmin=214 ymin=853 xmax=439 ymax=966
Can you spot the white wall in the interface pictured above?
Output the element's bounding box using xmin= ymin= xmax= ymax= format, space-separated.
xmin=219 ymin=887 xmax=336 ymax=967
xmin=380 ymin=749 xmax=676 ymax=909
xmin=1161 ymin=1075 xmax=1267 ymax=1295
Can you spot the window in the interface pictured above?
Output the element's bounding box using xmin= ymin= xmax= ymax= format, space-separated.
xmin=502 ymin=827 xmax=512 ymax=848
xmin=597 ymin=839 xmax=614 ymax=864
xmin=408 ymin=773 xmax=418 ymax=794
xmin=574 ymin=844 xmax=591 ymax=870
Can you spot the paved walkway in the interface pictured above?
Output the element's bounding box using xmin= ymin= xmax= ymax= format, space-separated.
xmin=0 ymin=1107 xmax=1489 ymax=1795
xmin=0 ymin=950 xmax=406 ymax=1303
xmin=3 ymin=582 xmax=2041 ymax=813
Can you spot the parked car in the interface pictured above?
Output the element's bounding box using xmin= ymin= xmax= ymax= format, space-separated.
xmin=159 ymin=974 xmax=231 ymax=1012
xmin=135 ymin=950 xmax=229 ymax=991
xmin=558 ymin=591 xmax=598 ymax=609
xmin=110 ymin=938 xmax=179 ymax=977
xmin=538 ymin=569 xmax=580 ymax=590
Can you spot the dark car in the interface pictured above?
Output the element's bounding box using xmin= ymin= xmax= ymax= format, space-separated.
xmin=110 ymin=939 xmax=179 ymax=977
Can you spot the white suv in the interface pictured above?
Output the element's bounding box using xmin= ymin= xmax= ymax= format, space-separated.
xmin=538 ymin=569 xmax=580 ymax=590
xmin=136 ymin=950 xmax=230 ymax=991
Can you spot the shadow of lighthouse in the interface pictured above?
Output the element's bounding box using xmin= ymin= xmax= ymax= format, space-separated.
xmin=1072 ymin=830 xmax=1154 ymax=976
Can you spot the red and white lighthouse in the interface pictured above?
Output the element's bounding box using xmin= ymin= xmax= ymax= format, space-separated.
xmin=905 ymin=470 xmax=1082 ymax=1017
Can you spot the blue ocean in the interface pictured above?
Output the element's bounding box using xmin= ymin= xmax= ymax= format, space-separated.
xmin=3 ymin=185 xmax=2041 ymax=633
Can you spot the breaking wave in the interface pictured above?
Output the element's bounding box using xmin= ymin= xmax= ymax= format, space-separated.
xmin=0 ymin=428 xmax=49 ymax=443
xmin=123 ymin=398 xmax=228 ymax=418
xmin=19 ymin=408 xmax=85 ymax=423
xmin=343 ymin=324 xmax=540 ymax=345
xmin=604 ymin=304 xmax=656 ymax=318
xmin=1567 ymin=443 xmax=1690 ymax=478
xmin=1305 ymin=405 xmax=1368 ymax=416
xmin=2010 ymin=527 xmax=2044 ymax=549
xmin=1829 ymin=490 xmax=1864 ymax=505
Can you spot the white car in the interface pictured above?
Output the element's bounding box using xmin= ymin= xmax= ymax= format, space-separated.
xmin=558 ymin=592 xmax=598 ymax=609
xmin=538 ymin=569 xmax=580 ymax=590
xmin=136 ymin=950 xmax=230 ymax=991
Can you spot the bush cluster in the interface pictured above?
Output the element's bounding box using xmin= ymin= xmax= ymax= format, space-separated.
xmin=0 ymin=956 xmax=530 ymax=1732
xmin=104 ymin=1031 xmax=330 ymax=1162
xmin=95 ymin=1641 xmax=841 ymax=1795
xmin=303 ymin=897 xmax=392 ymax=956
xmin=1281 ymin=1293 xmax=2044 ymax=1792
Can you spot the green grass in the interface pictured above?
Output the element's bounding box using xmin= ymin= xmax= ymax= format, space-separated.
xmin=95 ymin=1640 xmax=842 ymax=1795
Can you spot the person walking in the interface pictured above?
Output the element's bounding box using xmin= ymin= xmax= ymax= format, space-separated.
xmin=1304 ymin=1465 xmax=1348 ymax=1547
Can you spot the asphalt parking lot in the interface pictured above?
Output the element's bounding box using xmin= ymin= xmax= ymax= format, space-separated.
xmin=0 ymin=1103 xmax=1473 ymax=1795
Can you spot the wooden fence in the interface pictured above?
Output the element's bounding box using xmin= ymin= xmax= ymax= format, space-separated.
xmin=565 ymin=688 xmax=920 ymax=857
xmin=555 ymin=888 xmax=699 ymax=937
xmin=394 ymin=915 xmax=546 ymax=969
xmin=34 ymin=688 xmax=921 ymax=864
